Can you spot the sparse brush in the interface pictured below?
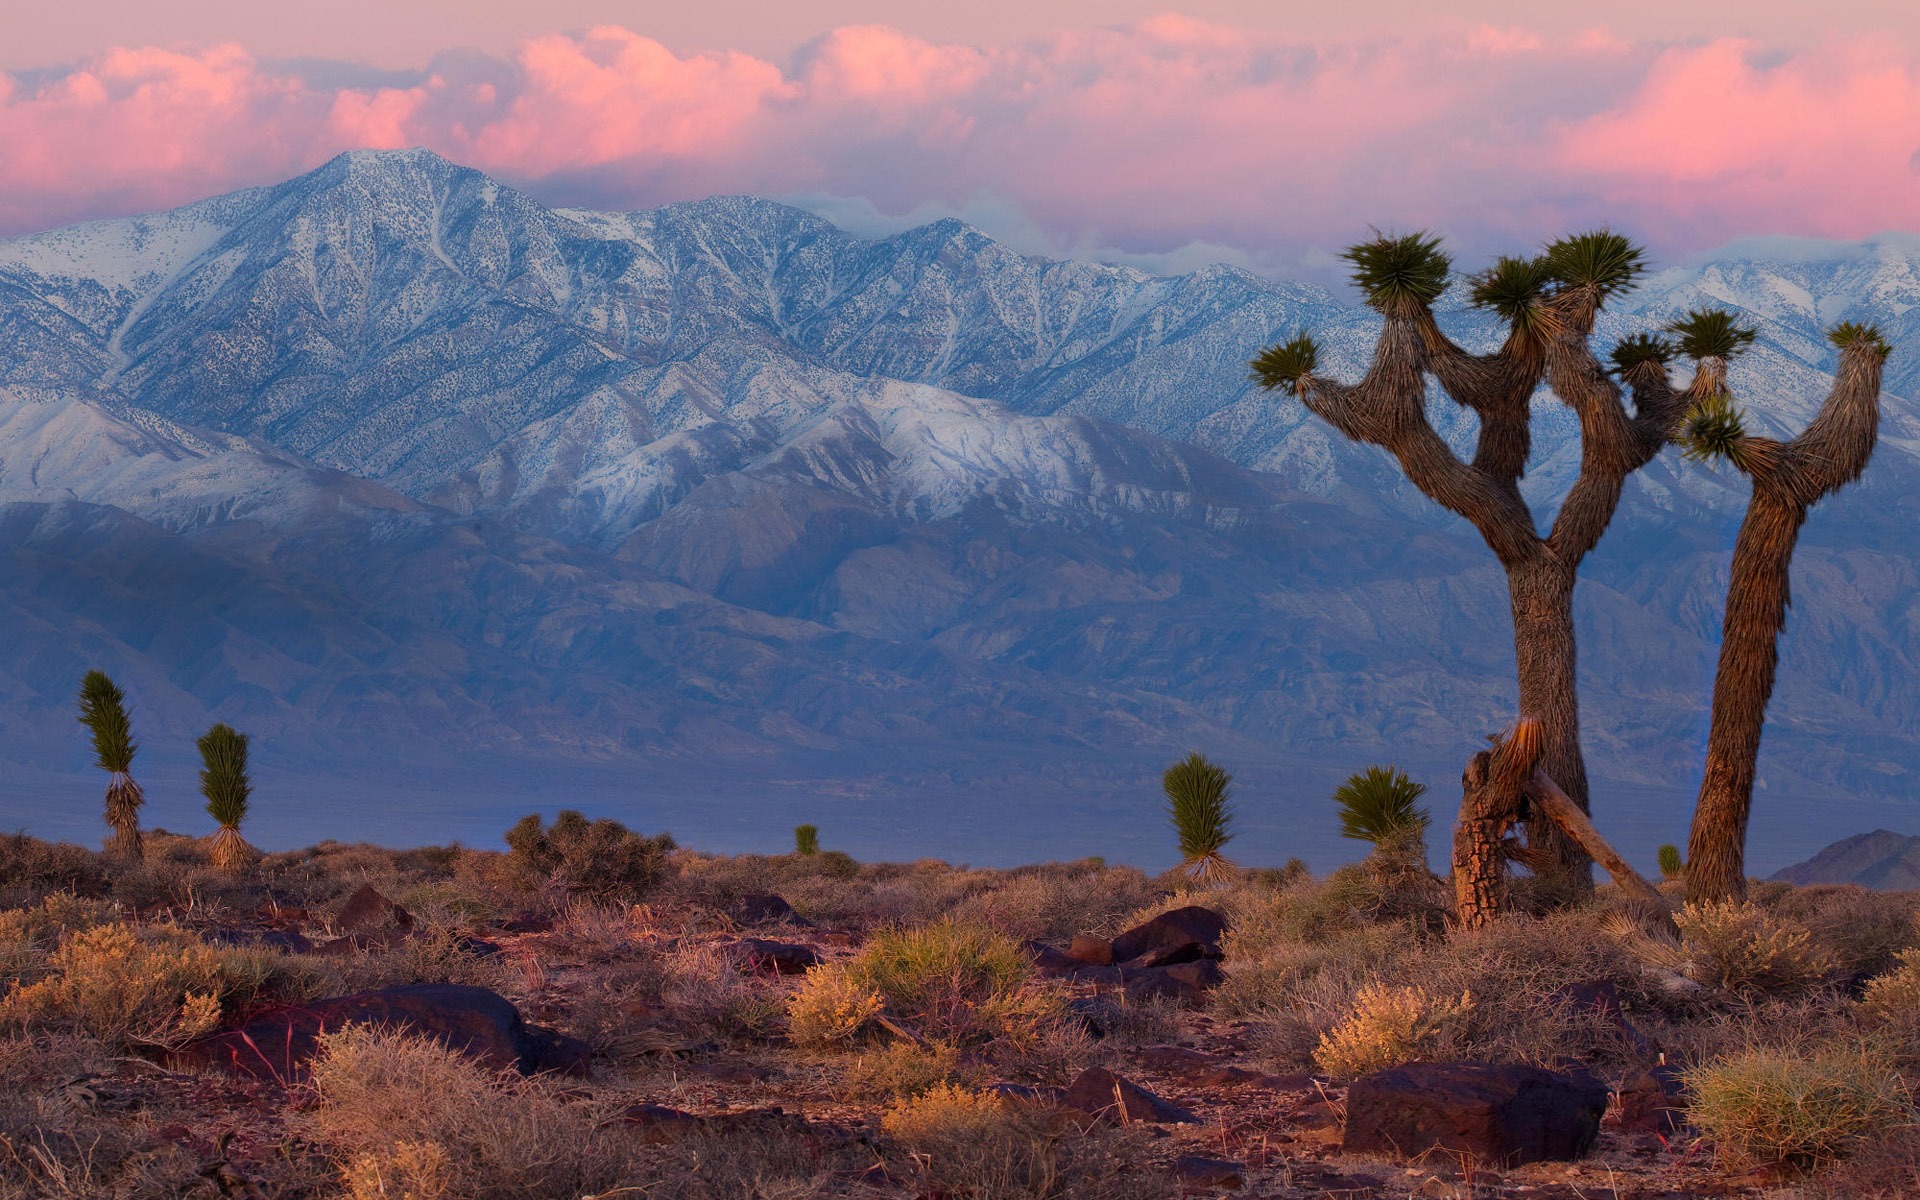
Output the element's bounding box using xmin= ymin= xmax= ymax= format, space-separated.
xmin=1334 ymin=765 xmax=1430 ymax=848
xmin=1342 ymin=231 xmax=1451 ymax=312
xmin=1468 ymin=255 xmax=1558 ymax=340
xmin=794 ymin=824 xmax=820 ymax=857
xmin=504 ymin=810 xmax=675 ymax=900
xmin=1162 ymin=752 xmax=1235 ymax=883
xmin=1685 ymin=1044 xmax=1912 ymax=1171
xmin=1668 ymin=308 xmax=1758 ymax=361
xmin=1830 ymin=320 xmax=1892 ymax=359
xmin=1249 ymin=331 xmax=1318 ymax=394
xmin=1542 ymin=230 xmax=1646 ymax=304
xmin=197 ymin=723 xmax=255 ymax=872
xmin=78 ymin=670 xmax=144 ymax=861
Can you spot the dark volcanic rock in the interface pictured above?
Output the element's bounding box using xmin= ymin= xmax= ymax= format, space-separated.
xmin=1059 ymin=1067 xmax=1199 ymax=1124
xmin=728 ymin=938 xmax=822 ymax=974
xmin=1173 ymin=1155 xmax=1245 ymax=1189
xmin=1124 ymin=958 xmax=1223 ymax=1005
xmin=1023 ymin=940 xmax=1086 ymax=978
xmin=172 ymin=983 xmax=589 ymax=1080
xmin=1616 ymin=1065 xmax=1688 ymax=1135
xmin=734 ymin=893 xmax=811 ymax=926
xmin=1110 ymin=906 xmax=1227 ymax=965
xmin=1342 ymin=1062 xmax=1609 ymax=1166
xmin=333 ymin=884 xmax=413 ymax=935
xmin=1067 ymin=934 xmax=1113 ymax=965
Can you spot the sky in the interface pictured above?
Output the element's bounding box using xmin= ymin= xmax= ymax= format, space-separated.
xmin=4 ymin=2 xmax=1920 ymax=277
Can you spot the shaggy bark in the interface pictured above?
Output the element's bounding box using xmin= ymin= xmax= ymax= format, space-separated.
xmin=1685 ymin=342 xmax=1885 ymax=903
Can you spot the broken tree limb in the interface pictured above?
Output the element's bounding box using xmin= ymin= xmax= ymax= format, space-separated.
xmin=1529 ymin=769 xmax=1670 ymax=910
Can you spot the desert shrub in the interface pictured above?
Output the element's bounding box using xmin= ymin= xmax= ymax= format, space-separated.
xmin=1770 ymin=887 xmax=1920 ymax=978
xmin=642 ymin=1117 xmax=858 ymax=1200
xmin=948 ymin=863 xmax=1159 ymax=943
xmin=504 ymin=811 xmax=675 ymax=901
xmin=306 ymin=1024 xmax=633 ymax=1200
xmin=850 ymin=920 xmax=1038 ymax=1044
xmin=810 ymin=850 xmax=860 ymax=880
xmin=0 ymin=836 xmax=107 ymax=907
xmin=0 ymin=922 xmax=280 ymax=1049
xmin=1686 ymin=1044 xmax=1911 ymax=1170
xmin=787 ymin=967 xmax=886 ymax=1049
xmin=1312 ymin=982 xmax=1472 ymax=1079
xmin=315 ymin=924 xmax=516 ymax=997
xmin=841 ymin=1039 xmax=968 ymax=1100
xmin=1805 ymin=1124 xmax=1920 ymax=1199
xmin=1678 ymin=900 xmax=1833 ymax=996
xmin=658 ymin=941 xmax=783 ymax=1038
xmin=0 ymin=896 xmax=123 ymax=990
xmin=882 ymin=1085 xmax=1170 ymax=1200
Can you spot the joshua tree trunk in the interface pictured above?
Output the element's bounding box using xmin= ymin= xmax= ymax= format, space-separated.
xmin=1684 ymin=327 xmax=1887 ymax=903
xmin=1509 ymin=558 xmax=1587 ymax=877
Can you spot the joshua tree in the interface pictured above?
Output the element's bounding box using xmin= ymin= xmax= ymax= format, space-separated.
xmin=1163 ymin=752 xmax=1236 ymax=883
xmin=1676 ymin=321 xmax=1889 ymax=903
xmin=794 ymin=824 xmax=821 ymax=857
xmin=1253 ymin=231 xmax=1700 ymax=885
xmin=78 ymin=670 xmax=144 ymax=860
xmin=198 ymin=723 xmax=256 ymax=871
xmin=1335 ymin=765 xmax=1430 ymax=850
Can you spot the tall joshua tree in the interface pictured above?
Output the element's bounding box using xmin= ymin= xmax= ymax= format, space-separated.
xmin=78 ymin=670 xmax=144 ymax=861
xmin=198 ymin=723 xmax=256 ymax=871
xmin=1253 ymin=231 xmax=1696 ymax=884
xmin=1676 ymin=320 xmax=1889 ymax=903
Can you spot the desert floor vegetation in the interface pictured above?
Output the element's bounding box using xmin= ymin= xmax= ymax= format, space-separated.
xmin=3 ymin=826 xmax=1920 ymax=1198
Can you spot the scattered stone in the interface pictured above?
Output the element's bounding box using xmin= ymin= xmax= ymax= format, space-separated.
xmin=453 ymin=935 xmax=503 ymax=958
xmin=1109 ymin=906 xmax=1227 ymax=966
xmin=1059 ymin=1067 xmax=1199 ymax=1124
xmin=332 ymin=884 xmax=413 ymax=935
xmin=728 ymin=938 xmax=822 ymax=975
xmin=621 ymin=1102 xmax=702 ymax=1139
xmin=1124 ymin=958 xmax=1222 ymax=1006
xmin=173 ymin=983 xmax=590 ymax=1080
xmin=734 ymin=893 xmax=812 ymax=926
xmin=1342 ymin=1062 xmax=1609 ymax=1166
xmin=1022 ymin=940 xmax=1086 ymax=978
xmin=1136 ymin=1044 xmax=1222 ymax=1071
xmin=1173 ymin=1155 xmax=1245 ymax=1189
xmin=1067 ymin=934 xmax=1113 ymax=965
xmin=1064 ymin=995 xmax=1119 ymax=1038
xmin=1615 ymin=1065 xmax=1688 ymax=1135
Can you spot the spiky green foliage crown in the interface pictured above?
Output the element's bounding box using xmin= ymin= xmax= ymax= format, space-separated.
xmin=197 ymin=723 xmax=251 ymax=829
xmin=1342 ymin=232 xmax=1451 ymax=312
xmin=77 ymin=670 xmax=137 ymax=774
xmin=1657 ymin=844 xmax=1685 ymax=879
xmin=795 ymin=824 xmax=821 ymax=857
xmin=1468 ymin=255 xmax=1556 ymax=337
xmin=1163 ymin=752 xmax=1234 ymax=860
xmin=1829 ymin=321 xmax=1892 ymax=359
xmin=1667 ymin=309 xmax=1757 ymax=360
xmin=1334 ymin=765 xmax=1430 ymax=846
xmin=1249 ymin=332 xmax=1319 ymax=393
xmin=1542 ymin=231 xmax=1646 ymax=305
xmin=1609 ymin=333 xmax=1677 ymax=377
xmin=1680 ymin=392 xmax=1752 ymax=467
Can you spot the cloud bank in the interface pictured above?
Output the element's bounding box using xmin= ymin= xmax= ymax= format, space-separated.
xmin=3 ymin=20 xmax=1918 ymax=271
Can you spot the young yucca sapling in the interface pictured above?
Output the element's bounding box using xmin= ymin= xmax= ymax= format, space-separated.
xmin=1334 ymin=765 xmax=1431 ymax=858
xmin=794 ymin=824 xmax=821 ymax=857
xmin=1163 ymin=752 xmax=1236 ymax=884
xmin=198 ymin=723 xmax=256 ymax=870
xmin=78 ymin=670 xmax=144 ymax=861
xmin=1658 ymin=844 xmax=1686 ymax=880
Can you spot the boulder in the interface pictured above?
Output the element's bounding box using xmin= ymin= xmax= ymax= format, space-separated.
xmin=1342 ymin=1062 xmax=1609 ymax=1166
xmin=1615 ymin=1065 xmax=1688 ymax=1135
xmin=1067 ymin=934 xmax=1114 ymax=965
xmin=1110 ymin=906 xmax=1227 ymax=966
xmin=333 ymin=884 xmax=413 ymax=935
xmin=734 ymin=893 xmax=811 ymax=926
xmin=728 ymin=938 xmax=821 ymax=975
xmin=1173 ymin=1156 xmax=1245 ymax=1189
xmin=172 ymin=983 xmax=590 ymax=1080
xmin=1022 ymin=940 xmax=1086 ymax=978
xmin=1059 ymin=1067 xmax=1200 ymax=1124
xmin=1124 ymin=958 xmax=1223 ymax=1006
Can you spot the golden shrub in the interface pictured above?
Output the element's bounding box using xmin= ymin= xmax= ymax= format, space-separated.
xmin=1686 ymin=1045 xmax=1911 ymax=1170
xmin=1312 ymin=982 xmax=1472 ymax=1079
xmin=786 ymin=964 xmax=885 ymax=1049
xmin=0 ymin=923 xmax=233 ymax=1048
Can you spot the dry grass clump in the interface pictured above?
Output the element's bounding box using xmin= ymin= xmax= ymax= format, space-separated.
xmin=787 ymin=967 xmax=887 ymax=1049
xmin=307 ymin=1024 xmax=634 ymax=1200
xmin=0 ymin=922 xmax=284 ymax=1050
xmin=1675 ymin=900 xmax=1833 ymax=996
xmin=840 ymin=1038 xmax=969 ymax=1100
xmin=1804 ymin=1124 xmax=1920 ymax=1199
xmin=1312 ymin=982 xmax=1473 ymax=1079
xmin=882 ymin=1084 xmax=1170 ymax=1200
xmin=948 ymin=861 xmax=1160 ymax=943
xmin=1766 ymin=886 xmax=1920 ymax=978
xmin=658 ymin=940 xmax=784 ymax=1037
xmin=0 ymin=836 xmax=107 ymax=908
xmin=1685 ymin=1043 xmax=1912 ymax=1171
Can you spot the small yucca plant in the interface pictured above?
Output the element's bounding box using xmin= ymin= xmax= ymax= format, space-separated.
xmin=1334 ymin=765 xmax=1430 ymax=849
xmin=198 ymin=723 xmax=256 ymax=871
xmin=1163 ymin=752 xmax=1236 ymax=883
xmin=1658 ymin=844 xmax=1686 ymax=880
xmin=78 ymin=670 xmax=144 ymax=861
xmin=794 ymin=824 xmax=821 ymax=857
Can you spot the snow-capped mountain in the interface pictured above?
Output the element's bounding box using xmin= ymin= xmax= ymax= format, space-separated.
xmin=1 ymin=148 xmax=1916 ymax=865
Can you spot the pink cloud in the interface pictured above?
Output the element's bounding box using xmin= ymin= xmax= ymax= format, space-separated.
xmin=0 ymin=23 xmax=1916 ymax=268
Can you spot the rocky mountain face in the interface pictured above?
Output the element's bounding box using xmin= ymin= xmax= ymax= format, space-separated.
xmin=1772 ymin=831 xmax=1920 ymax=890
xmin=1 ymin=149 xmax=1915 ymax=866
